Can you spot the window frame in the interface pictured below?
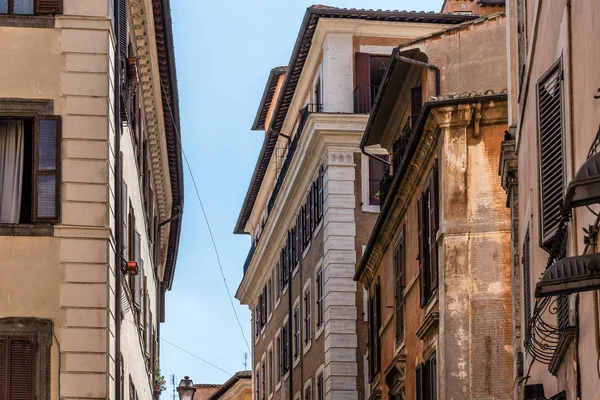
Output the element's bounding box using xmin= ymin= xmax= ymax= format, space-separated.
xmin=394 ymin=227 xmax=405 ymax=345
xmin=361 ymin=151 xmax=389 ymax=212
xmin=0 ymin=318 xmax=52 ymax=400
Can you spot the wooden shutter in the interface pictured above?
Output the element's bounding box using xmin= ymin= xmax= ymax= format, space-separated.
xmin=522 ymin=230 xmax=532 ymax=342
xmin=36 ymin=0 xmax=63 ymax=14
xmin=418 ymin=193 xmax=427 ymax=308
xmin=118 ymin=0 xmax=128 ymax=60
xmin=145 ymin=291 xmax=151 ymax=357
xmin=0 ymin=337 xmax=4 ymax=397
xmin=394 ymin=231 xmax=405 ymax=344
xmin=305 ymin=192 xmax=311 ymax=244
xmin=5 ymin=337 xmax=35 ymax=400
xmin=428 ymin=162 xmax=439 ymax=292
xmin=33 ymin=116 xmax=61 ymax=222
xmin=318 ymin=165 xmax=324 ymax=220
xmin=296 ymin=213 xmax=303 ymax=260
xmin=309 ymin=187 xmax=315 ymax=233
xmin=369 ymin=156 xmax=388 ymax=206
xmin=368 ymin=295 xmax=374 ymax=378
xmin=416 ymin=364 xmax=424 ymax=400
xmin=537 ymin=60 xmax=564 ymax=249
xmin=374 ymin=281 xmax=381 ymax=374
xmin=411 ymin=86 xmax=423 ymax=124
xmin=429 ymin=354 xmax=437 ymax=400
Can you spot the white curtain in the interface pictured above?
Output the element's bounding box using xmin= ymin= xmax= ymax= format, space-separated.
xmin=0 ymin=120 xmax=24 ymax=224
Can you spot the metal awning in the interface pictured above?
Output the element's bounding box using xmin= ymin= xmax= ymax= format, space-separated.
xmin=565 ymin=152 xmax=600 ymax=209
xmin=535 ymin=253 xmax=600 ymax=297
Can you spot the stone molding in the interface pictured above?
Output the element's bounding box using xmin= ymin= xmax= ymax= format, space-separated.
xmin=0 ymin=97 xmax=53 ymax=115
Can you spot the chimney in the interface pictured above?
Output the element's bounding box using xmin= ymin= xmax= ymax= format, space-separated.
xmin=440 ymin=0 xmax=505 ymax=16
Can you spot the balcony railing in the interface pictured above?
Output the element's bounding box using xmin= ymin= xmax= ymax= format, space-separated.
xmin=267 ymin=103 xmax=321 ymax=214
xmin=354 ymin=85 xmax=379 ymax=113
xmin=378 ymin=117 xmax=414 ymax=204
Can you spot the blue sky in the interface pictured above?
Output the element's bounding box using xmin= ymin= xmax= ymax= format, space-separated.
xmin=160 ymin=0 xmax=444 ymax=393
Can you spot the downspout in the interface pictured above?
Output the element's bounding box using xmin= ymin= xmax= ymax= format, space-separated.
xmin=288 ymin=268 xmax=293 ymax=400
xmin=360 ymin=54 xmax=441 ymax=164
xmin=113 ymin=0 xmax=123 ymax=397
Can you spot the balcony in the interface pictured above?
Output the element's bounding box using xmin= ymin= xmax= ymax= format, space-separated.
xmin=354 ymin=85 xmax=380 ymax=113
xmin=378 ymin=117 xmax=413 ymax=204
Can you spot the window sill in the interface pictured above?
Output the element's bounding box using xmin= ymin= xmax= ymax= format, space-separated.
xmin=293 ymin=356 xmax=301 ymax=369
xmin=303 ymin=340 xmax=312 ymax=355
xmin=313 ymin=220 xmax=323 ymax=238
xmin=302 ymin=242 xmax=311 ymax=259
xmin=0 ymin=14 xmax=55 ymax=28
xmin=0 ymin=223 xmax=54 ymax=237
xmin=362 ymin=204 xmax=380 ymax=213
xmin=292 ymin=265 xmax=299 ymax=278
xmin=315 ymin=324 xmax=324 ymax=341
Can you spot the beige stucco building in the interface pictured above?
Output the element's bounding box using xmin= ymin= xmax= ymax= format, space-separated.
xmin=234 ymin=6 xmax=478 ymax=400
xmin=502 ymin=0 xmax=600 ymax=399
xmin=0 ymin=0 xmax=183 ymax=399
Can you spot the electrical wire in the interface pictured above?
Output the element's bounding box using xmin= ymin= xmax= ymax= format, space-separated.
xmin=157 ymin=78 xmax=251 ymax=353
xmin=160 ymin=337 xmax=233 ymax=376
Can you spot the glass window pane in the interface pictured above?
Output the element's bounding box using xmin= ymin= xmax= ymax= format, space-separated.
xmin=13 ymin=0 xmax=33 ymax=14
xmin=0 ymin=1 xmax=8 ymax=13
xmin=37 ymin=175 xmax=56 ymax=218
xmin=38 ymin=119 xmax=57 ymax=171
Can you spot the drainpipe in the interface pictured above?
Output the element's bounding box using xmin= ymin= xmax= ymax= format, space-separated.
xmin=288 ymin=267 xmax=293 ymax=400
xmin=113 ymin=0 xmax=123 ymax=398
xmin=360 ymin=55 xmax=441 ymax=165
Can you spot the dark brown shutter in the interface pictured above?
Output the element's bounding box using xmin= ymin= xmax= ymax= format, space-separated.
xmin=305 ymin=193 xmax=311 ymax=244
xmin=122 ymin=178 xmax=128 ymax=257
xmin=318 ymin=165 xmax=324 ymax=219
xmin=374 ymin=281 xmax=381 ymax=375
xmin=418 ymin=193 xmax=427 ymax=308
xmin=0 ymin=337 xmax=4 ymax=398
xmin=368 ymin=156 xmax=388 ymax=206
xmin=128 ymin=206 xmax=136 ymax=261
xmin=145 ymin=294 xmax=151 ymax=358
xmin=429 ymin=354 xmax=437 ymax=400
xmin=36 ymin=0 xmax=62 ymax=14
xmin=33 ymin=116 xmax=61 ymax=222
xmin=522 ymin=230 xmax=532 ymax=342
xmin=8 ymin=338 xmax=35 ymax=400
xmin=537 ymin=60 xmax=564 ymax=249
xmin=309 ymin=186 xmax=315 ymax=232
xmin=296 ymin=213 xmax=303 ymax=259
xmin=134 ymin=231 xmax=142 ymax=308
xmin=411 ymin=86 xmax=423 ymax=124
xmin=429 ymin=161 xmax=439 ymax=292
xmin=355 ymin=52 xmax=371 ymax=113
xmin=368 ymin=295 xmax=374 ymax=378
xmin=416 ymin=364 xmax=424 ymax=400
xmin=118 ymin=0 xmax=128 ymax=59
xmin=394 ymin=230 xmax=405 ymax=344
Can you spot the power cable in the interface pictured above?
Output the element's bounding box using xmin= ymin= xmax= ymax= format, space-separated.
xmin=158 ymin=78 xmax=251 ymax=353
xmin=160 ymin=337 xmax=233 ymax=376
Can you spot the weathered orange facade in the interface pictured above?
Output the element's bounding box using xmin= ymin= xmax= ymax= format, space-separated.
xmin=356 ymin=14 xmax=513 ymax=400
xmin=502 ymin=1 xmax=600 ymax=399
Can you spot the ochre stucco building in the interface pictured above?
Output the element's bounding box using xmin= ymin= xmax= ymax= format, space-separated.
xmin=355 ymin=11 xmax=513 ymax=400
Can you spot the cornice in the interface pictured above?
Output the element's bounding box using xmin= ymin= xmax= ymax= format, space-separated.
xmin=236 ymin=113 xmax=368 ymax=304
xmin=130 ymin=0 xmax=174 ymax=272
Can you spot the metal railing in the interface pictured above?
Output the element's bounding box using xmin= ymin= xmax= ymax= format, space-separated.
xmin=353 ymin=85 xmax=379 ymax=113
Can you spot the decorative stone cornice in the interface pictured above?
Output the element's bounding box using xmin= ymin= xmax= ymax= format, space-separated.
xmin=130 ymin=0 xmax=170 ymax=223
xmin=415 ymin=311 xmax=440 ymax=340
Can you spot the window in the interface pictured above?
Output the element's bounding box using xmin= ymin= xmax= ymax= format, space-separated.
xmin=275 ymin=265 xmax=281 ymax=302
xmin=317 ymin=165 xmax=324 ymax=221
xmin=537 ymin=59 xmax=565 ymax=250
xmin=262 ymin=286 xmax=267 ymax=328
xmin=281 ymin=320 xmax=290 ymax=374
xmin=305 ymin=190 xmax=312 ymax=244
xmin=522 ymin=230 xmax=532 ymax=344
xmin=268 ymin=348 xmax=273 ymax=394
xmin=261 ymin=361 xmax=266 ymax=400
xmin=316 ymin=373 xmax=324 ymax=400
xmin=354 ymin=53 xmax=390 ymax=113
xmin=268 ymin=278 xmax=273 ymax=316
xmin=0 ymin=117 xmax=61 ymax=224
xmin=304 ymin=288 xmax=311 ymax=344
xmin=295 ymin=213 xmax=302 ymax=264
xmin=416 ymin=353 xmax=437 ymax=400
xmin=418 ymin=162 xmax=439 ymax=307
xmin=255 ymin=306 xmax=260 ymax=339
xmin=304 ymin=382 xmax=312 ymax=400
xmin=0 ymin=0 xmax=62 ymax=15
xmin=293 ymin=306 xmax=300 ymax=359
xmin=281 ymin=249 xmax=289 ymax=289
xmin=368 ymin=155 xmax=389 ymax=206
xmin=395 ymin=229 xmax=405 ymax=344
xmin=316 ymin=268 xmax=324 ymax=329
xmin=368 ymin=280 xmax=381 ymax=380
xmin=0 ymin=318 xmax=52 ymax=400
xmin=411 ymin=86 xmax=423 ymax=123
xmin=276 ymin=334 xmax=282 ymax=381
xmin=255 ymin=368 xmax=260 ymax=400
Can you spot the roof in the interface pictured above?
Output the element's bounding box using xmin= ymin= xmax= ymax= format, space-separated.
xmin=251 ymin=67 xmax=287 ymax=131
xmin=234 ymin=5 xmax=478 ymax=234
xmin=152 ymin=0 xmax=184 ymax=290
xmin=195 ymin=384 xmax=221 ymax=388
xmin=207 ymin=371 xmax=252 ymax=400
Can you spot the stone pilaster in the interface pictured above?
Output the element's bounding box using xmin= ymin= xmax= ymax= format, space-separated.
xmin=322 ymin=150 xmax=358 ymax=400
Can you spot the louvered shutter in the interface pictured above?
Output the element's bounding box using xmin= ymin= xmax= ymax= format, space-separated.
xmin=416 ymin=364 xmax=424 ymax=400
xmin=302 ymin=204 xmax=309 ymax=246
xmin=122 ymin=179 xmax=128 ymax=257
xmin=537 ymin=60 xmax=565 ymax=249
xmin=411 ymin=86 xmax=423 ymax=124
xmin=428 ymin=162 xmax=439 ymax=292
xmin=307 ymin=189 xmax=314 ymax=234
xmin=296 ymin=213 xmax=303 ymax=260
xmin=145 ymin=292 xmax=151 ymax=358
xmin=394 ymin=234 xmax=404 ymax=344
xmin=312 ymin=181 xmax=319 ymax=227
xmin=129 ymin=207 xmax=136 ymax=261
xmin=418 ymin=193 xmax=427 ymax=307
xmin=0 ymin=337 xmax=4 ymax=397
xmin=522 ymin=230 xmax=532 ymax=342
xmin=318 ymin=165 xmax=324 ymax=220
xmin=36 ymin=0 xmax=62 ymax=14
xmin=374 ymin=281 xmax=381 ymax=375
xmin=429 ymin=354 xmax=437 ymax=400
xmin=368 ymin=295 xmax=374 ymax=378
xmin=134 ymin=232 xmax=142 ymax=308
xmin=118 ymin=0 xmax=128 ymax=60
xmin=33 ymin=116 xmax=61 ymax=222
xmin=355 ymin=52 xmax=371 ymax=113
xmin=8 ymin=338 xmax=35 ymax=400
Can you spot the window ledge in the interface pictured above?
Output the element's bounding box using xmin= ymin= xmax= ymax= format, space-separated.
xmin=0 ymin=223 xmax=54 ymax=237
xmin=303 ymin=340 xmax=312 ymax=355
xmin=302 ymin=243 xmax=311 ymax=259
xmin=313 ymin=220 xmax=323 ymax=238
xmin=315 ymin=324 xmax=324 ymax=340
xmin=0 ymin=14 xmax=55 ymax=28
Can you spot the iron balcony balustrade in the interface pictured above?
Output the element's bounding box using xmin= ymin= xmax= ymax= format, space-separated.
xmin=378 ymin=117 xmax=413 ymax=204
xmin=354 ymin=85 xmax=380 ymax=113
xmin=243 ymin=103 xmax=321 ymax=275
